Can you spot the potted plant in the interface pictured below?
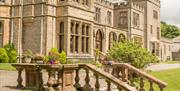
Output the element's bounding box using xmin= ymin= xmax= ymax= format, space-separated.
xmin=23 ymin=49 xmax=33 ymax=63
xmin=33 ymin=54 xmax=44 ymax=64
xmin=46 ymin=48 xmax=61 ymax=64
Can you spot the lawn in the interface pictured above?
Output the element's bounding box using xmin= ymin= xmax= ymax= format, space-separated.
xmin=160 ymin=61 xmax=180 ymax=64
xmin=146 ymin=68 xmax=180 ymax=91
xmin=0 ymin=63 xmax=16 ymax=71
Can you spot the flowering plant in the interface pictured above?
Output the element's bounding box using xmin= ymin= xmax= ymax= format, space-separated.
xmin=45 ymin=48 xmax=67 ymax=64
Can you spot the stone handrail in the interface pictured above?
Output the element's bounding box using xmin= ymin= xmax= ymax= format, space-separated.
xmin=109 ymin=63 xmax=167 ymax=91
xmin=75 ymin=64 xmax=137 ymax=91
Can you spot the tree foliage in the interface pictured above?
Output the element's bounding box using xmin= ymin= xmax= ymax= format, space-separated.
xmin=108 ymin=40 xmax=158 ymax=68
xmin=161 ymin=21 xmax=180 ymax=38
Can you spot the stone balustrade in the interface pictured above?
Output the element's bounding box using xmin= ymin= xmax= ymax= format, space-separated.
xmin=12 ymin=63 xmax=138 ymax=91
xmin=75 ymin=64 xmax=137 ymax=91
xmin=105 ymin=63 xmax=167 ymax=91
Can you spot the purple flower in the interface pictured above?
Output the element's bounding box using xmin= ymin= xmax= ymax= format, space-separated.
xmin=50 ymin=60 xmax=55 ymax=64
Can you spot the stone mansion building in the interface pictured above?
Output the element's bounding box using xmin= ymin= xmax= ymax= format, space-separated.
xmin=0 ymin=0 xmax=172 ymax=61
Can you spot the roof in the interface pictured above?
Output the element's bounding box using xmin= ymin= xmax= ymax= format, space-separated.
xmin=160 ymin=37 xmax=173 ymax=43
xmin=173 ymin=36 xmax=180 ymax=43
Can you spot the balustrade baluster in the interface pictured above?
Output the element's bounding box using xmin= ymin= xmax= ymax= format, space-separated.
xmin=74 ymin=69 xmax=81 ymax=89
xmin=111 ymin=66 xmax=120 ymax=78
xmin=94 ymin=73 xmax=100 ymax=91
xmin=57 ymin=70 xmax=62 ymax=91
xmin=149 ymin=80 xmax=154 ymax=91
xmin=106 ymin=80 xmax=111 ymax=91
xmin=159 ymin=85 xmax=164 ymax=91
xmin=128 ymin=71 xmax=135 ymax=87
xmin=37 ymin=67 xmax=44 ymax=91
xmin=16 ymin=67 xmax=24 ymax=88
xmin=139 ymin=77 xmax=145 ymax=91
xmin=117 ymin=86 xmax=123 ymax=91
xmin=47 ymin=70 xmax=55 ymax=91
xmin=83 ymin=68 xmax=91 ymax=89
xmin=121 ymin=67 xmax=128 ymax=82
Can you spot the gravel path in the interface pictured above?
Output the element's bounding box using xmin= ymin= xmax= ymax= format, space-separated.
xmin=147 ymin=63 xmax=180 ymax=71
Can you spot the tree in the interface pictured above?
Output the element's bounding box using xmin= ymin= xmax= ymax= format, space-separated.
xmin=108 ymin=40 xmax=158 ymax=68
xmin=161 ymin=21 xmax=180 ymax=38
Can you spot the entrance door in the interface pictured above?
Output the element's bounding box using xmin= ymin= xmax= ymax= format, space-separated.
xmin=95 ymin=30 xmax=103 ymax=51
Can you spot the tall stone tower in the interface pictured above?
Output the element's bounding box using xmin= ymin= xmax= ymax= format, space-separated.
xmin=142 ymin=0 xmax=161 ymax=56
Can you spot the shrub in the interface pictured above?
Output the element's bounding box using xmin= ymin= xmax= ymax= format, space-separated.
xmin=59 ymin=51 xmax=67 ymax=64
xmin=108 ymin=40 xmax=158 ymax=68
xmin=0 ymin=48 xmax=9 ymax=63
xmin=3 ymin=43 xmax=17 ymax=63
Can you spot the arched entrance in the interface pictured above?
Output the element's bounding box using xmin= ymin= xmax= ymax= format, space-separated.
xmin=95 ymin=30 xmax=103 ymax=51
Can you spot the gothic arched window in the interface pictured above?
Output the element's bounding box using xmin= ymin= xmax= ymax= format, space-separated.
xmin=118 ymin=33 xmax=126 ymax=42
xmin=96 ymin=30 xmax=103 ymax=51
xmin=109 ymin=32 xmax=117 ymax=49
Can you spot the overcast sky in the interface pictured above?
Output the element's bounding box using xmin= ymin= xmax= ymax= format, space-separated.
xmin=161 ymin=0 xmax=180 ymax=28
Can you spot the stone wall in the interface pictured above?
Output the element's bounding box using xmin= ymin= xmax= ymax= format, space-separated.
xmin=0 ymin=0 xmax=11 ymax=47
xmin=172 ymin=52 xmax=180 ymax=61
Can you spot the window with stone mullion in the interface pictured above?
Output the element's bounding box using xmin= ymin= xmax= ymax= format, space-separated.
xmin=0 ymin=0 xmax=5 ymax=3
xmin=81 ymin=24 xmax=90 ymax=53
xmin=0 ymin=22 xmax=3 ymax=47
xmin=70 ymin=22 xmax=80 ymax=53
xmin=59 ymin=22 xmax=64 ymax=52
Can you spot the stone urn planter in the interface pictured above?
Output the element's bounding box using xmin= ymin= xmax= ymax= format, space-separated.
xmin=23 ymin=50 xmax=33 ymax=63
xmin=22 ymin=56 xmax=32 ymax=63
xmin=25 ymin=57 xmax=32 ymax=63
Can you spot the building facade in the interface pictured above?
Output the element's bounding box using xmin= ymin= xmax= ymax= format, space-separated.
xmin=0 ymin=0 xmax=164 ymax=61
xmin=160 ymin=37 xmax=172 ymax=61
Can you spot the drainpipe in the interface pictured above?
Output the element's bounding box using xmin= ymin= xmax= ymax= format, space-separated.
xmin=18 ymin=0 xmax=23 ymax=63
xmin=10 ymin=0 xmax=14 ymax=44
xmin=128 ymin=0 xmax=132 ymax=40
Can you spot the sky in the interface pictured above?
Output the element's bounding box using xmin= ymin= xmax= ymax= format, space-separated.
xmin=161 ymin=0 xmax=180 ymax=28
xmin=109 ymin=0 xmax=180 ymax=28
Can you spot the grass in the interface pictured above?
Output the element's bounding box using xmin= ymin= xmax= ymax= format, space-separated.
xmin=0 ymin=63 xmax=16 ymax=71
xmin=143 ymin=68 xmax=180 ymax=91
xmin=160 ymin=61 xmax=180 ymax=64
